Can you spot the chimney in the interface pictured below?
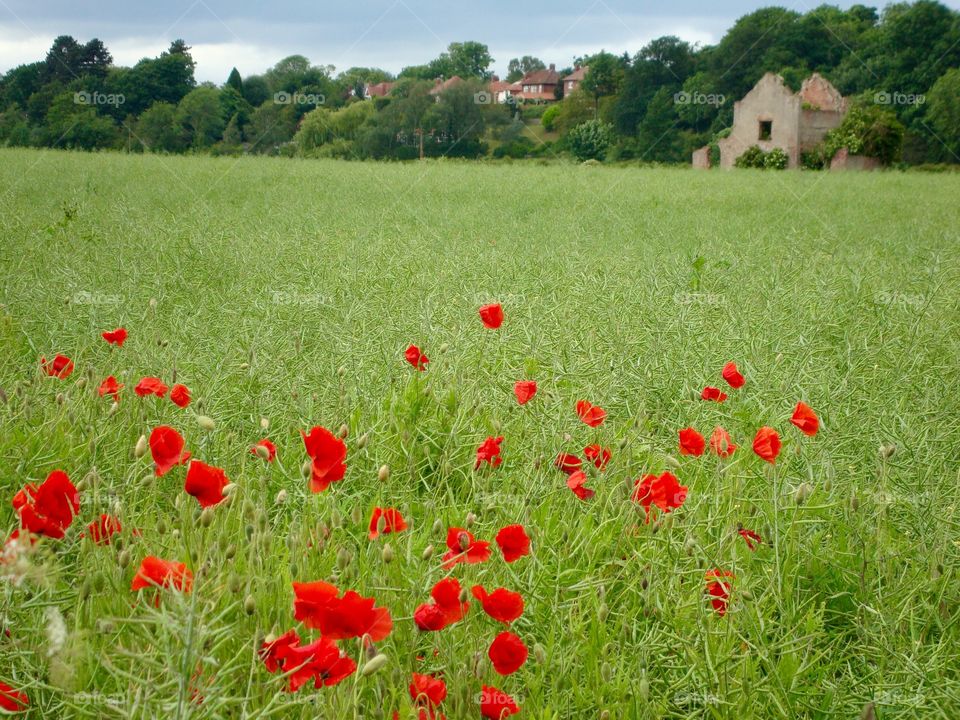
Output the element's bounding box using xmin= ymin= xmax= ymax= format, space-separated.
xmin=549 ymin=63 xmax=555 ymax=71
xmin=492 ymin=74 xmax=499 ymax=82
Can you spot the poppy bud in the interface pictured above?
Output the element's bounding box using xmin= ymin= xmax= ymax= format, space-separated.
xmin=664 ymin=456 xmax=682 ymax=470
xmin=850 ymin=492 xmax=860 ymax=512
xmin=337 ymin=366 xmax=346 ymax=377
xmin=260 ymin=417 xmax=269 ymax=430
xmin=879 ymin=443 xmax=896 ymax=459
xmin=361 ymin=654 xmax=389 ymax=676
xmin=76 ymin=377 xmax=87 ymax=390
xmin=336 ymin=547 xmax=351 ymax=569
xmin=228 ymin=574 xmax=242 ymax=593
xmin=376 ymin=515 xmax=387 ymax=536
xmin=459 ymin=587 xmax=469 ymax=604
xmin=357 ymin=432 xmax=369 ymax=449
xmin=563 ymin=433 xmax=572 ymax=442
xmin=97 ymin=620 xmax=115 ymax=634
xmin=0 ymin=388 xmax=6 ymax=404
xmin=80 ymin=579 xmax=92 ymax=601
xmin=377 ymin=464 xmax=389 ymax=482
xmin=239 ymin=362 xmax=250 ymax=370
xmin=439 ymin=343 xmax=449 ymax=353
xmin=457 ymin=531 xmax=470 ymax=551
xmin=223 ymin=483 xmax=237 ymax=495
xmin=465 ymin=512 xmax=476 ymax=527
xmin=338 ymin=424 xmax=349 ymax=439
xmin=860 ymin=702 xmax=876 ymax=720
xmin=382 ymin=544 xmax=394 ymax=563
xmin=350 ymin=506 xmax=362 ymax=525
xmin=794 ymin=482 xmax=813 ymax=505
xmin=422 ymin=544 xmax=434 ymax=561
xmin=639 ymin=671 xmax=650 ymax=701
xmin=118 ymin=550 xmax=130 ymax=569
xmin=533 ymin=643 xmax=546 ymax=664
xmin=741 ymin=589 xmax=753 ymax=600
xmin=601 ymin=712 xmax=610 ymax=720
xmin=432 ymin=519 xmax=443 ymax=534
xmin=149 ymin=298 xmax=157 ymax=308
xmin=601 ymin=662 xmax=612 ymax=683
xmin=197 ymin=415 xmax=216 ymax=431
xmin=244 ymin=594 xmax=256 ymax=615
xmin=200 ymin=508 xmax=215 ymax=527
xmin=598 ymin=603 xmax=609 ymax=623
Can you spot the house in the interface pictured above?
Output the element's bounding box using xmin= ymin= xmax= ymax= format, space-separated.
xmin=700 ymin=73 xmax=847 ymax=169
xmin=562 ymin=66 xmax=588 ymax=96
xmin=519 ymin=64 xmax=560 ymax=102
xmin=364 ymin=81 xmax=394 ymax=99
xmin=429 ymin=76 xmax=463 ymax=96
xmin=488 ymin=75 xmax=520 ymax=104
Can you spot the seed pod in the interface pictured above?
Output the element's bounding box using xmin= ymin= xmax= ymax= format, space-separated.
xmin=239 ymin=363 xmax=250 ymax=370
xmin=465 ymin=512 xmax=476 ymax=527
xmin=336 ymin=547 xmax=351 ymax=569
xmin=197 ymin=415 xmax=216 ymax=431
xmin=601 ymin=662 xmax=612 ymax=683
xmin=275 ymin=489 xmax=287 ymax=504
xmin=639 ymin=671 xmax=650 ymax=701
xmin=879 ymin=443 xmax=896 ymax=459
xmin=351 ymin=506 xmax=363 ymax=525
xmin=244 ymin=594 xmax=256 ymax=615
xmin=382 ymin=544 xmax=394 ymax=564
xmin=337 ymin=366 xmax=346 ymax=377
xmin=225 ymin=543 xmax=237 ymax=560
xmin=76 ymin=377 xmax=87 ymax=390
xmin=598 ymin=603 xmax=609 ymax=623
xmin=361 ymin=654 xmax=388 ymax=676
xmin=302 ymin=461 xmax=312 ymax=478
xmin=422 ymin=544 xmax=434 ymax=561
xmin=377 ymin=464 xmax=389 ymax=482
xmin=200 ymin=508 xmax=215 ymax=527
xmin=357 ymin=432 xmax=369 ymax=450
xmin=794 ymin=482 xmax=813 ymax=505
xmin=432 ymin=519 xmax=443 ymax=534
xmin=664 ymin=455 xmax=682 ymax=470
xmin=228 ymin=574 xmax=242 ymax=593
xmin=439 ymin=343 xmax=449 ymax=353
xmin=255 ymin=444 xmax=270 ymax=460
xmin=338 ymin=424 xmax=349 ymax=439
xmin=118 ymin=550 xmax=131 ymax=569
xmin=533 ymin=643 xmax=547 ymax=664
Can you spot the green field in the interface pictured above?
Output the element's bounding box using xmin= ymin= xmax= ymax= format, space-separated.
xmin=1 ymin=148 xmax=959 ymax=719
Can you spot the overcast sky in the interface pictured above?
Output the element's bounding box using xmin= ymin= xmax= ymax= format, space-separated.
xmin=2 ymin=0 xmax=959 ymax=82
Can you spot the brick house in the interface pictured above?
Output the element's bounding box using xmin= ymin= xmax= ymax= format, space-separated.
xmin=562 ymin=66 xmax=588 ymax=96
xmin=520 ymin=64 xmax=560 ymax=102
xmin=488 ymin=75 xmax=520 ymax=104
xmin=364 ymin=81 xmax=394 ymax=99
xmin=429 ymin=76 xmax=463 ymax=96
xmin=708 ymin=72 xmax=847 ymax=169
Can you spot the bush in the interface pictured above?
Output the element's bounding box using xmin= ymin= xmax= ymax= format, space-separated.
xmin=520 ymin=104 xmax=547 ymax=120
xmin=763 ymin=147 xmax=788 ymax=169
xmin=734 ymin=145 xmax=766 ymax=168
xmin=822 ymin=104 xmax=904 ymax=166
xmin=567 ymin=120 xmax=614 ymax=161
xmin=541 ymin=105 xmax=561 ymax=132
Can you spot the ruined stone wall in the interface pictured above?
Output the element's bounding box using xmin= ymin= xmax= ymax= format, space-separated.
xmin=718 ymin=74 xmax=801 ymax=168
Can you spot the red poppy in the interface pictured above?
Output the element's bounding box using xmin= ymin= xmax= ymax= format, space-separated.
xmin=98 ymin=375 xmax=123 ymax=400
xmin=410 ymin=673 xmax=447 ymax=712
xmin=678 ymin=428 xmax=705 ymax=456
xmin=0 ymin=682 xmax=28 ymax=713
xmin=301 ymin=426 xmax=347 ymax=492
xmin=41 ymin=354 xmax=74 ymax=379
xmin=721 ymin=361 xmax=745 ymax=388
xmin=259 ymin=629 xmax=301 ymax=673
xmin=478 ymin=303 xmax=504 ymax=329
xmin=583 ymin=444 xmax=611 ymax=470
xmin=135 ymin=377 xmax=168 ymax=398
xmin=12 ymin=470 xmax=79 ymax=539
xmin=101 ymin=328 xmax=128 ymax=347
xmin=441 ymin=527 xmax=491 ymax=568
xmin=85 ymin=514 xmax=121 ymax=545
xmin=632 ymin=471 xmax=688 ymax=522
xmin=566 ymin=470 xmax=594 ymax=500
xmin=251 ymin=438 xmax=277 ymax=462
xmin=709 ymin=427 xmax=737 ymax=457
xmin=291 ymin=581 xmax=392 ymax=641
xmin=790 ymin=401 xmax=819 ymax=437
xmin=169 ymin=383 xmax=191 ymax=408
xmin=475 ymin=436 xmax=504 ymax=470
xmin=368 ymin=507 xmax=408 ymax=540
xmin=405 ymin=344 xmax=429 ymax=371
xmin=575 ymin=399 xmax=606 ymax=427
xmin=471 ymin=585 xmax=524 ymax=624
xmin=752 ymin=426 xmax=781 ymax=463
xmin=701 ymin=386 xmax=727 ymax=402
xmin=131 ymin=556 xmax=193 ymax=598
xmin=266 ymin=634 xmax=356 ymax=691
xmin=480 ymin=684 xmax=520 ymax=719
xmin=495 ymin=524 xmax=530 ymax=562
xmin=705 ymin=569 xmax=734 ymax=616
xmin=149 ymin=426 xmax=190 ymax=477
xmin=554 ymin=452 xmax=582 ymax=475
xmin=513 ymin=380 xmax=537 ymax=405
xmin=184 ymin=460 xmax=229 ymax=508
xmin=414 ymin=577 xmax=470 ymax=631
xmin=488 ymin=631 xmax=527 ymax=675
xmin=738 ymin=528 xmax=762 ymax=551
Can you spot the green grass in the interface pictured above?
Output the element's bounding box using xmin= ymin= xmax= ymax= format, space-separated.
xmin=1 ymin=147 xmax=959 ymax=719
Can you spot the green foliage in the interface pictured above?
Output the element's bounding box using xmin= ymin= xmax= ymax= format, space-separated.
xmin=822 ymin=104 xmax=905 ymax=165
xmin=763 ymin=146 xmax=788 ymax=169
xmin=926 ymin=68 xmax=960 ymax=161
xmin=540 ymin=104 xmax=561 ymax=132
xmin=567 ymin=119 xmax=614 ymax=160
xmin=135 ymin=102 xmax=185 ymax=153
xmin=176 ymin=85 xmax=225 ymax=148
xmin=507 ymin=56 xmax=545 ymax=83
xmin=735 ymin=145 xmax=767 ymax=168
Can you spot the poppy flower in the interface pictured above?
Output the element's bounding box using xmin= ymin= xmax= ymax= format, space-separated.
xmin=368 ymin=507 xmax=408 ymax=540
xmin=738 ymin=528 xmax=762 ymax=551
xmin=583 ymin=444 xmax=611 ymax=470
xmin=405 ymin=344 xmax=429 ymax=371
xmin=251 ymin=438 xmax=276 ymax=462
xmin=414 ymin=577 xmax=470 ymax=631
xmin=705 ymin=569 xmax=734 ymax=616
xmin=98 ymin=375 xmax=123 ymax=400
xmin=495 ymin=524 xmax=530 ymax=562
xmin=41 ymin=354 xmax=74 ymax=379
xmin=301 ymin=426 xmax=347 ymax=493
xmin=12 ymin=470 xmax=79 ymax=539
xmin=85 ymin=514 xmax=121 ymax=545
xmin=184 ymin=460 xmax=228 ymax=508
xmin=790 ymin=402 xmax=819 ymax=437
xmin=149 ymin=426 xmax=190 ymax=477
xmin=752 ymin=426 xmax=781 ymax=464
xmin=554 ymin=452 xmax=582 ymax=475
xmin=0 ymin=682 xmax=28 ymax=713
xmin=575 ymin=399 xmax=606 ymax=427
xmin=678 ymin=428 xmax=705 ymax=456
xmin=475 ymin=436 xmax=504 ymax=470
xmin=131 ymin=556 xmax=193 ymax=599
xmin=410 ymin=673 xmax=447 ymax=712
xmin=701 ymin=386 xmax=727 ymax=402
xmin=471 ymin=585 xmax=524 ymax=624
xmin=513 ymin=380 xmax=537 ymax=405
xmin=101 ymin=328 xmax=128 ymax=347
xmin=709 ymin=427 xmax=736 ymax=458
xmin=169 ymin=384 xmax=191 ymax=408
xmin=259 ymin=629 xmax=302 ymax=673
xmin=276 ymin=635 xmax=357 ymax=691
xmin=292 ymin=581 xmax=392 ymax=641
xmin=632 ymin=472 xmax=687 ymax=521
xmin=441 ymin=527 xmax=491 ymax=568
xmin=135 ymin=377 xmax=168 ymax=398
xmin=721 ymin=361 xmax=745 ymax=388
xmin=480 ymin=684 xmax=520 ymax=719
xmin=479 ymin=303 xmax=504 ymax=329
xmin=566 ymin=470 xmax=594 ymax=500
xmin=488 ymin=631 xmax=528 ymax=675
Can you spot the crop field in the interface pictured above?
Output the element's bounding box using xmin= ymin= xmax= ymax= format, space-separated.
xmin=0 ymin=148 xmax=959 ymax=719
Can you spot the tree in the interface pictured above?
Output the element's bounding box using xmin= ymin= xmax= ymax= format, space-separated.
xmin=135 ymin=102 xmax=185 ymax=152
xmin=581 ymin=51 xmax=625 ymax=114
xmin=924 ymin=68 xmax=960 ymax=162
xmin=43 ymin=91 xmax=118 ymax=149
xmin=635 ymin=87 xmax=683 ymax=162
xmin=822 ymin=103 xmax=905 ymax=165
xmin=507 ymin=56 xmax=545 ymax=82
xmin=226 ymin=67 xmax=243 ymax=94
xmin=567 ymin=120 xmax=614 ymax=160
xmin=241 ymin=75 xmax=270 ymax=107
xmin=176 ymin=86 xmax=225 ymax=148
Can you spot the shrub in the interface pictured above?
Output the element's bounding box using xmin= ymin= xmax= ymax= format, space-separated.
xmin=734 ymin=145 xmax=766 ymax=168
xmin=822 ymin=104 xmax=904 ymax=166
xmin=763 ymin=147 xmax=788 ymax=170
xmin=541 ymin=105 xmax=561 ymax=132
xmin=567 ymin=120 xmax=614 ymax=161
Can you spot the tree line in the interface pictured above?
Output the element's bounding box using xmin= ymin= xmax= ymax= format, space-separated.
xmin=0 ymin=2 xmax=958 ymax=164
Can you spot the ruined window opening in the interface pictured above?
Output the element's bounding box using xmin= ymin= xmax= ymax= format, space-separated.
xmin=759 ymin=120 xmax=772 ymax=141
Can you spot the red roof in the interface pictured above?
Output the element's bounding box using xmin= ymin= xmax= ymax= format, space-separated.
xmin=366 ymin=81 xmax=394 ymax=97
xmin=521 ymin=65 xmax=560 ymax=85
xmin=429 ymin=76 xmax=463 ymax=95
xmin=563 ymin=66 xmax=588 ymax=82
